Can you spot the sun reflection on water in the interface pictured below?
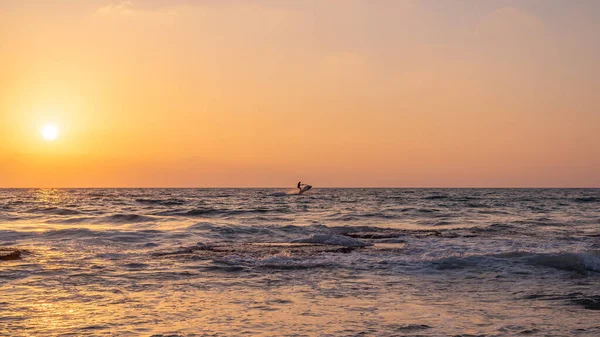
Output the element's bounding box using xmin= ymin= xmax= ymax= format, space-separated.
xmin=33 ymin=189 xmax=66 ymax=204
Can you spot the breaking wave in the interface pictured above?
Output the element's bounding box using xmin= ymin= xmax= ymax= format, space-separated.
xmin=431 ymin=251 xmax=600 ymax=274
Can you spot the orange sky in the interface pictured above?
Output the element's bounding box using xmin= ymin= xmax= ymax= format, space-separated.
xmin=1 ymin=0 xmax=599 ymax=187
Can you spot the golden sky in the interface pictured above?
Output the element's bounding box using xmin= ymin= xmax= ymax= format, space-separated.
xmin=1 ymin=0 xmax=599 ymax=187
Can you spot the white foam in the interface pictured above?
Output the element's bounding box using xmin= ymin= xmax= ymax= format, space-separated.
xmin=270 ymin=189 xmax=306 ymax=197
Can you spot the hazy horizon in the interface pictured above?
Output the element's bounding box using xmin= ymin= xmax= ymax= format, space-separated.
xmin=2 ymin=0 xmax=599 ymax=188
xmin=1 ymin=186 xmax=599 ymax=190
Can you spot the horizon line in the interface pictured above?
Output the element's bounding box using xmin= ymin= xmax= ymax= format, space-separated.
xmin=1 ymin=186 xmax=599 ymax=189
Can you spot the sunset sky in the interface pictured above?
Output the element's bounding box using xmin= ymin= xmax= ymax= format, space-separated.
xmin=1 ymin=0 xmax=599 ymax=187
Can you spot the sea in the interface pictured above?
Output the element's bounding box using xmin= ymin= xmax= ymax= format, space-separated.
xmin=0 ymin=188 xmax=599 ymax=336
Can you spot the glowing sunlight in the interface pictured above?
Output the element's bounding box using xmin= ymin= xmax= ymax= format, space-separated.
xmin=41 ymin=124 xmax=59 ymax=142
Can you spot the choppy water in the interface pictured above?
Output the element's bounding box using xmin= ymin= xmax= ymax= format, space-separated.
xmin=1 ymin=188 xmax=599 ymax=336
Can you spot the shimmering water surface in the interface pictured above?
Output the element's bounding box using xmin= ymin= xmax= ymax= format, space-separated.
xmin=1 ymin=188 xmax=599 ymax=336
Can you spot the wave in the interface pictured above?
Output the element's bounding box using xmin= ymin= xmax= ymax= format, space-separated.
xmin=327 ymin=212 xmax=401 ymax=221
xmin=102 ymin=214 xmax=157 ymax=224
xmin=270 ymin=188 xmax=312 ymax=197
xmin=417 ymin=208 xmax=439 ymax=213
xmin=431 ymin=220 xmax=454 ymax=226
xmin=0 ymin=214 xmax=27 ymax=222
xmin=44 ymin=214 xmax=160 ymax=225
xmin=526 ymin=252 xmax=600 ymax=273
xmin=0 ymin=248 xmax=23 ymax=261
xmin=214 ymin=254 xmax=336 ymax=270
xmin=135 ymin=198 xmax=187 ymax=206
xmin=393 ymin=324 xmax=432 ymax=332
xmin=573 ymin=197 xmax=598 ymax=203
xmin=424 ymin=195 xmax=449 ymax=200
xmin=42 ymin=228 xmax=98 ymax=239
xmin=154 ymin=209 xmax=219 ymax=217
xmin=251 ymin=216 xmax=294 ymax=222
xmin=572 ymin=296 xmax=600 ymax=310
xmin=464 ymin=202 xmax=490 ymax=208
xmin=186 ymin=223 xmax=398 ymax=241
xmin=432 ymin=251 xmax=600 ymax=274
xmin=45 ymin=217 xmax=96 ymax=224
xmin=28 ymin=207 xmax=83 ymax=216
xmin=469 ymin=223 xmax=519 ymax=234
xmin=522 ymin=292 xmax=600 ymax=311
xmin=152 ymin=240 xmax=356 ymax=270
xmin=33 ymin=228 xmax=164 ymax=242
xmin=154 ymin=207 xmax=291 ymax=218
xmin=291 ymin=234 xmax=371 ymax=247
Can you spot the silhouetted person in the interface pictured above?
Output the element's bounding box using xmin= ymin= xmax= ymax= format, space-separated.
xmin=297 ymin=181 xmax=302 ymax=192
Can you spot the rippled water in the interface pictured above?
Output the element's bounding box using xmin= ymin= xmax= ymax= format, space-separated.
xmin=1 ymin=188 xmax=599 ymax=336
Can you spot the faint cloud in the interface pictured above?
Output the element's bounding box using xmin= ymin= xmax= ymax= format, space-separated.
xmin=96 ymin=1 xmax=177 ymax=17
xmin=97 ymin=1 xmax=135 ymax=16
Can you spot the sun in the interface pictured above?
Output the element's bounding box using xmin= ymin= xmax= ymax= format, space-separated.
xmin=41 ymin=124 xmax=59 ymax=141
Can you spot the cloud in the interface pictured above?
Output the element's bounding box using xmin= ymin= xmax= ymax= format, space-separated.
xmin=97 ymin=1 xmax=135 ymax=16
xmin=96 ymin=1 xmax=177 ymax=17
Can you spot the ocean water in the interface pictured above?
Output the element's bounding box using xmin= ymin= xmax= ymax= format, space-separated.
xmin=0 ymin=188 xmax=599 ymax=336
